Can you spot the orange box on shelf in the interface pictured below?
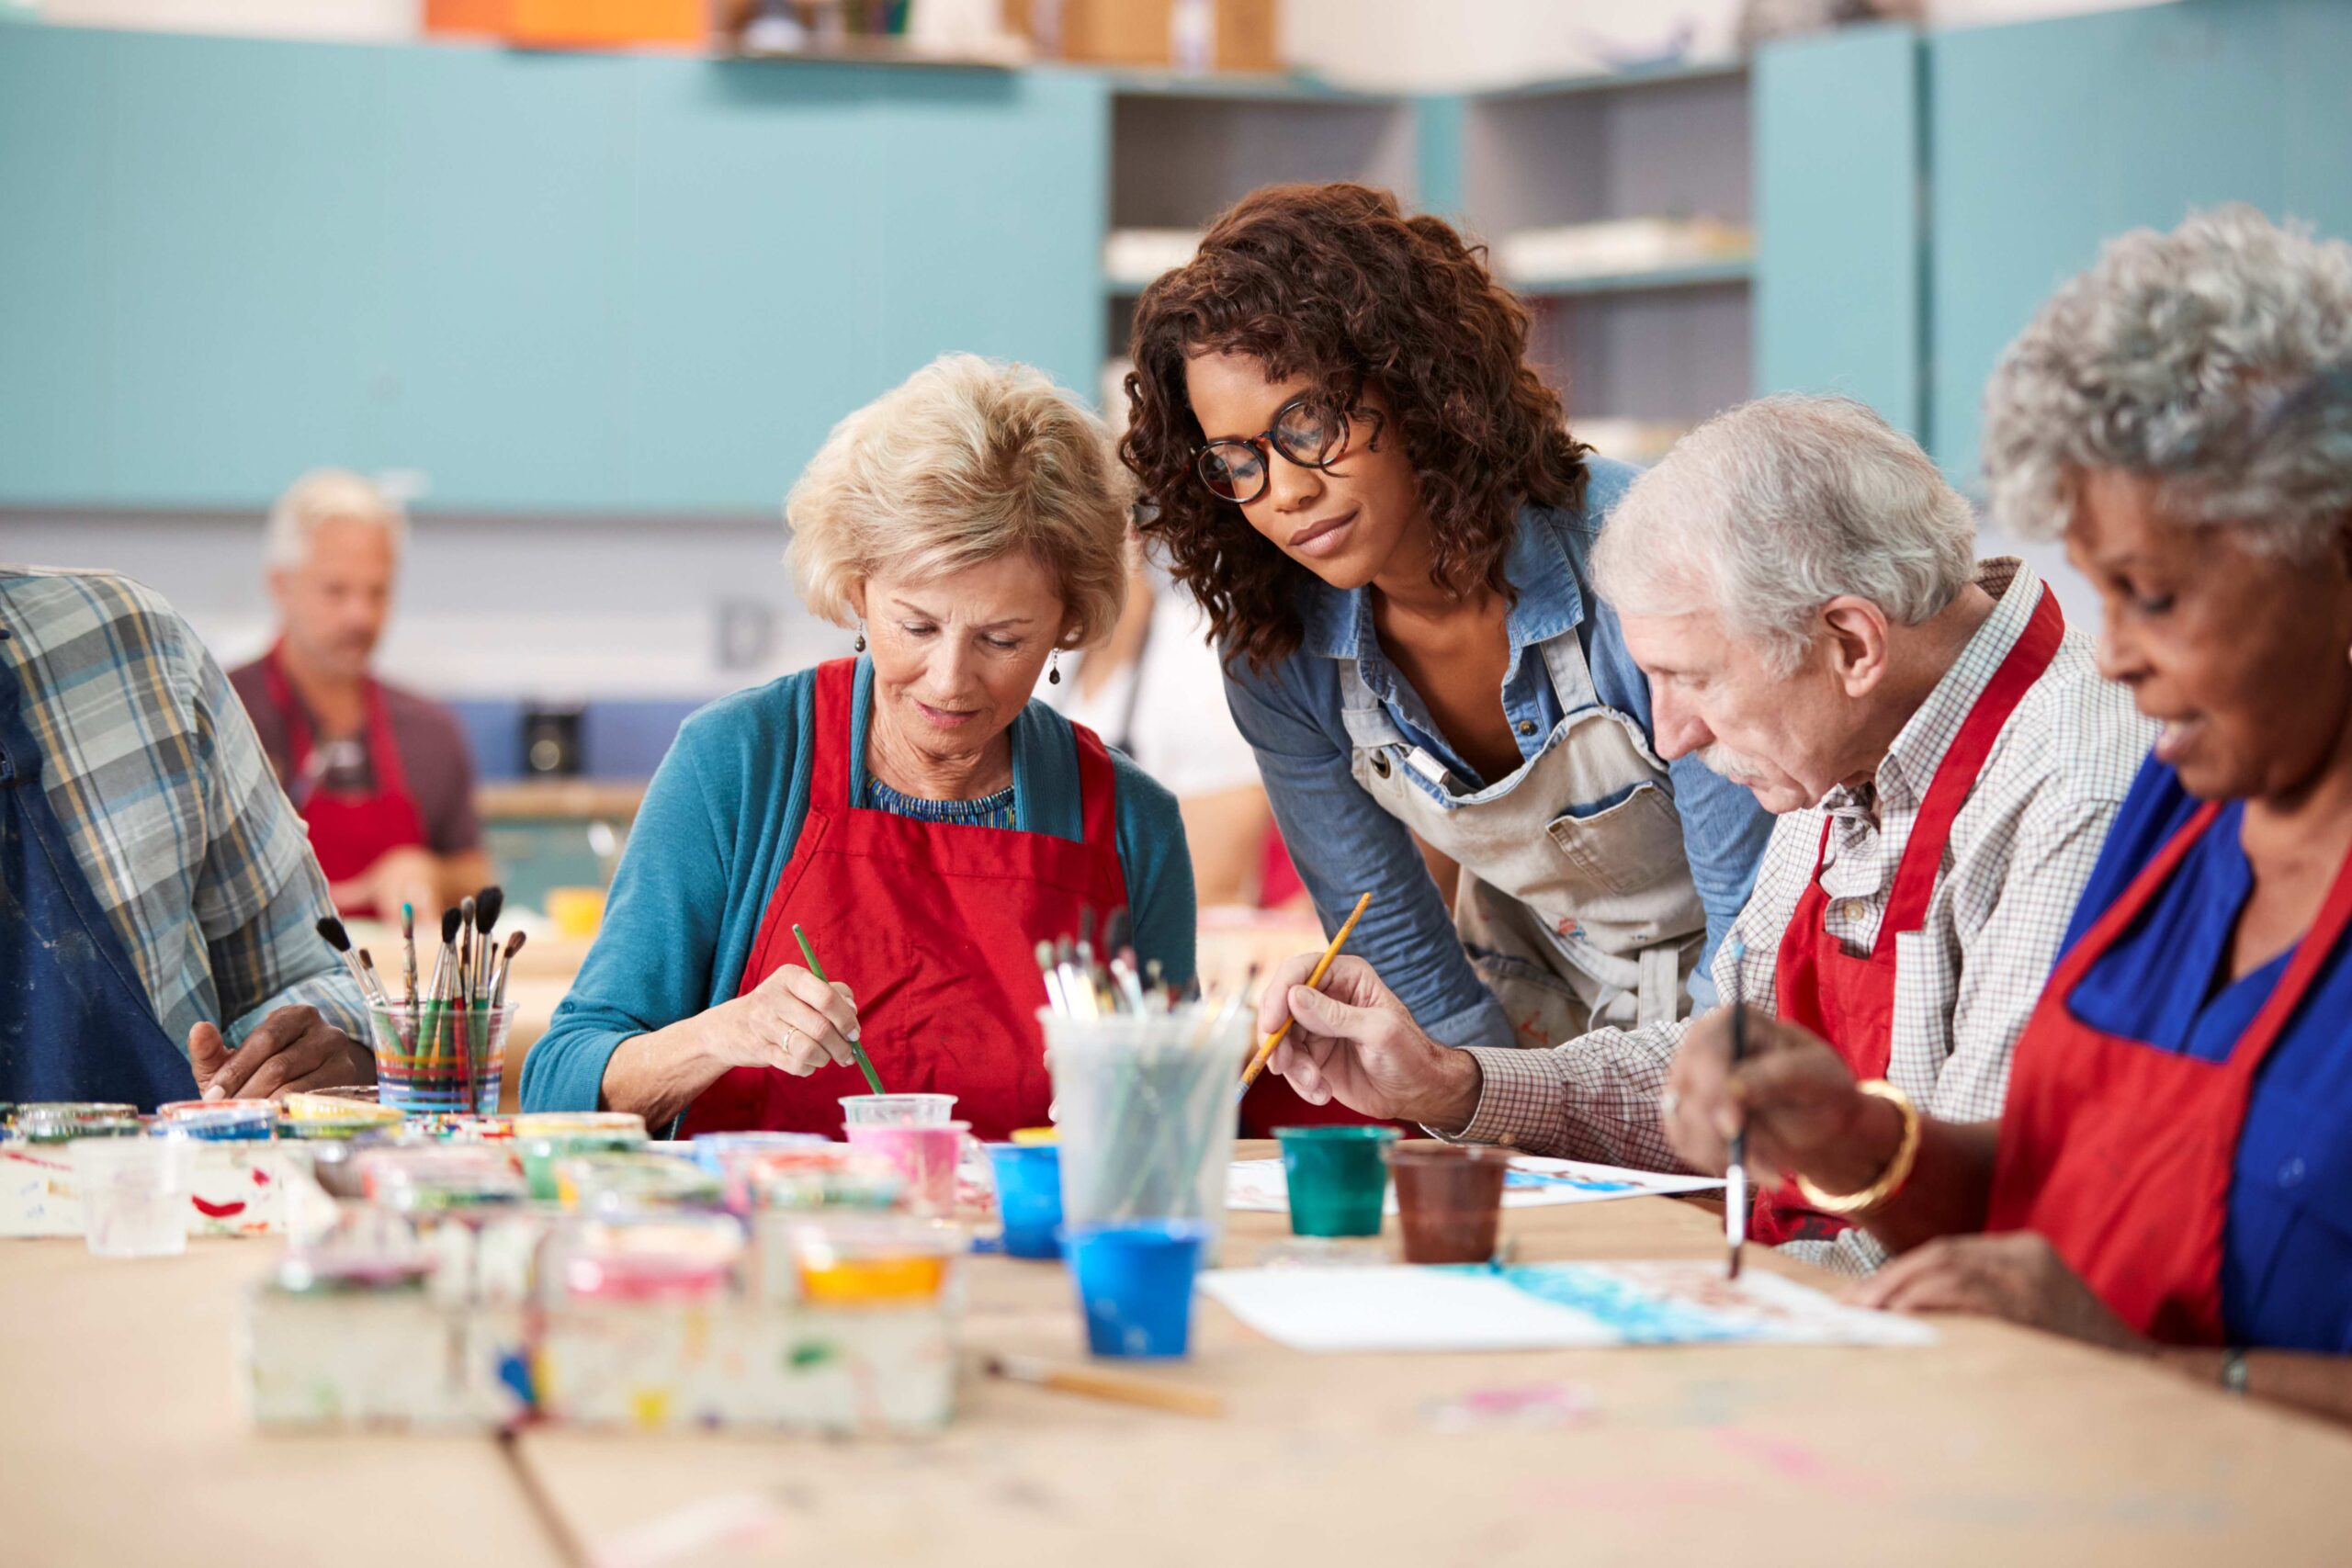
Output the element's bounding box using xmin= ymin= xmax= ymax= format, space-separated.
xmin=427 ymin=0 xmax=708 ymax=47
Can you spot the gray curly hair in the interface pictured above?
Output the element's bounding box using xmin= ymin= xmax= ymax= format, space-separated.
xmin=1983 ymin=204 xmax=2352 ymax=557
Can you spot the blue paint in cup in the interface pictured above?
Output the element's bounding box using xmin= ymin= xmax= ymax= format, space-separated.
xmin=1059 ymin=1222 xmax=1208 ymax=1359
xmin=986 ymin=1143 xmax=1064 ymax=1259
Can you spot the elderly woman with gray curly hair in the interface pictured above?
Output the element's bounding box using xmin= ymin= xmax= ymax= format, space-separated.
xmin=1662 ymin=207 xmax=2352 ymax=1424
xmin=522 ymin=355 xmax=1195 ymax=1140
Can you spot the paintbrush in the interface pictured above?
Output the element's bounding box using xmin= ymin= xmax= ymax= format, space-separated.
xmin=1725 ymin=936 xmax=1750 ymax=1282
xmin=315 ymin=916 xmax=387 ymax=1006
xmin=491 ymin=930 xmax=526 ymax=1010
xmin=791 ymin=923 xmax=884 ymax=1095
xmin=1237 ymin=891 xmax=1374 ymax=1099
xmin=1036 ymin=940 xmax=1070 ymax=1017
xmin=980 ymin=1353 xmax=1224 ymax=1419
xmin=471 ymin=886 xmax=504 ymax=1001
xmin=400 ymin=901 xmax=418 ymax=1010
xmin=457 ymin=895 xmax=478 ymax=1004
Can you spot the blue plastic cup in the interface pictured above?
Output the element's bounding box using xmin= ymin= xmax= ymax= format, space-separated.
xmin=986 ymin=1143 xmax=1064 ymax=1259
xmin=1059 ymin=1222 xmax=1208 ymax=1359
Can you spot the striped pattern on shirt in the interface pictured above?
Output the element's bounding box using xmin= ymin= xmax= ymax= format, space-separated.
xmin=1450 ymin=558 xmax=2158 ymax=1274
xmin=0 ymin=567 xmax=368 ymax=1055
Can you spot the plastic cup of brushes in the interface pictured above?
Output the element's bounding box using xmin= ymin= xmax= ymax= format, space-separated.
xmin=366 ymin=1000 xmax=514 ymax=1117
xmin=1276 ymin=1125 xmax=1400 ymax=1238
xmin=1044 ymin=1008 xmax=1247 ymax=1250
xmin=155 ymin=1098 xmax=277 ymax=1142
xmin=1059 ymin=1221 xmax=1208 ymax=1359
xmin=845 ymin=1120 xmax=969 ymax=1216
xmin=554 ymin=1150 xmax=726 ymax=1214
xmin=13 ymin=1102 xmax=141 ymax=1145
xmin=511 ymin=1111 xmax=649 ymax=1201
xmin=72 ymin=1135 xmax=197 ymax=1258
xmin=784 ymin=1214 xmax=964 ymax=1306
xmin=986 ymin=1143 xmax=1064 ymax=1259
xmin=838 ymin=1093 xmax=958 ymax=1129
xmin=1385 ymin=1141 xmax=1512 ymax=1264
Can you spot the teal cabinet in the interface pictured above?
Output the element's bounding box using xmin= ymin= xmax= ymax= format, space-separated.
xmin=0 ymin=29 xmax=1108 ymax=514
xmin=1928 ymin=0 xmax=2352 ymax=488
xmin=1753 ymin=22 xmax=1924 ymax=439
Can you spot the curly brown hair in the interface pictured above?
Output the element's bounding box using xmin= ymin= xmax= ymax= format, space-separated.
xmin=1121 ymin=182 xmax=1588 ymax=671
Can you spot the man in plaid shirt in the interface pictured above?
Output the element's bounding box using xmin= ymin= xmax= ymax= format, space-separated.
xmin=2 ymin=566 xmax=372 ymax=1107
xmin=1253 ymin=396 xmax=2156 ymax=1272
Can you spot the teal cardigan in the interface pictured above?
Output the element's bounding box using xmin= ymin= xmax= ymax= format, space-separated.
xmin=519 ymin=659 xmax=1196 ymax=1114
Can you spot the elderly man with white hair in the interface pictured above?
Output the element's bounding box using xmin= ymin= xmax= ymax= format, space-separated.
xmin=228 ymin=469 xmax=490 ymax=921
xmin=1254 ymin=393 xmax=2154 ymax=1270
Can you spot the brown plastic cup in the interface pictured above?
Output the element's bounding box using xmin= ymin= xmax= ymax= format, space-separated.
xmin=1385 ymin=1142 xmax=1512 ymax=1265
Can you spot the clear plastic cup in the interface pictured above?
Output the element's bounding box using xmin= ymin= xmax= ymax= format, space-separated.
xmin=845 ymin=1122 xmax=968 ymax=1216
xmin=838 ymin=1093 xmax=958 ymax=1128
xmin=72 ymin=1136 xmax=195 ymax=1258
xmin=1045 ymin=1008 xmax=1245 ymax=1251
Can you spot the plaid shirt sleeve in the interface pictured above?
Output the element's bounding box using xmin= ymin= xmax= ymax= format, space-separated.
xmin=183 ymin=633 xmax=372 ymax=1045
xmin=3 ymin=569 xmax=368 ymax=1057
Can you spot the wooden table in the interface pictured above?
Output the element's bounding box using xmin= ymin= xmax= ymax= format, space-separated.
xmin=10 ymin=1157 xmax=2346 ymax=1567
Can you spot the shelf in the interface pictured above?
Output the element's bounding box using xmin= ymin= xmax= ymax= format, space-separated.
xmin=1475 ymin=57 xmax=1749 ymax=102
xmin=1101 ymin=68 xmax=1399 ymax=103
xmin=1510 ymin=255 xmax=1753 ymax=298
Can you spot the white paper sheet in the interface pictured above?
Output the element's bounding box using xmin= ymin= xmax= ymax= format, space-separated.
xmin=1226 ymin=1156 xmax=1723 ymax=1214
xmin=1198 ymin=1261 xmax=1938 ymax=1352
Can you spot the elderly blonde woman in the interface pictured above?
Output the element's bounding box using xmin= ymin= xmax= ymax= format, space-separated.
xmin=522 ymin=355 xmax=1195 ymax=1139
xmin=1664 ymin=209 xmax=2352 ymax=1424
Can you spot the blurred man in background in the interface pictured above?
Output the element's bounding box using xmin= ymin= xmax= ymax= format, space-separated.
xmin=228 ymin=469 xmax=490 ymax=920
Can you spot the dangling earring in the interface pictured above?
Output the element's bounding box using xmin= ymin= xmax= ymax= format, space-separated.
xmin=854 ymin=620 xmax=866 ymax=653
xmin=1047 ymin=649 xmax=1061 ymax=685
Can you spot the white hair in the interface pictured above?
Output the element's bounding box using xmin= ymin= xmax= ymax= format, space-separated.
xmin=1590 ymin=394 xmax=1978 ymax=675
xmin=1983 ymin=204 xmax=2352 ymax=557
xmin=265 ymin=468 xmax=407 ymax=570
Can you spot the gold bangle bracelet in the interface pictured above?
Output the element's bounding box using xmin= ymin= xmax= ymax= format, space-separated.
xmin=1792 ymin=1079 xmax=1922 ymax=1216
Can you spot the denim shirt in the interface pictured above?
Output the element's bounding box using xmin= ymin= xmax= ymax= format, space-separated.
xmin=1223 ymin=457 xmax=1775 ymax=1052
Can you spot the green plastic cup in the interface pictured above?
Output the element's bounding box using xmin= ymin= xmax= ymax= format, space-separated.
xmin=1275 ymin=1125 xmax=1399 ymax=1237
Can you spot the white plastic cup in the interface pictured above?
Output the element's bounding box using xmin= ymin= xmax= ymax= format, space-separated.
xmin=72 ymin=1136 xmax=196 ymax=1258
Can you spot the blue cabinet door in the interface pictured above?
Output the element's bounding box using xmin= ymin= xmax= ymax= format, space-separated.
xmin=1928 ymin=0 xmax=2352 ymax=489
xmin=1753 ymin=22 xmax=1924 ymax=440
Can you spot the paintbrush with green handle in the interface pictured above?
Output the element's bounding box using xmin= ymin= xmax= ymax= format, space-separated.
xmin=792 ymin=923 xmax=884 ymax=1095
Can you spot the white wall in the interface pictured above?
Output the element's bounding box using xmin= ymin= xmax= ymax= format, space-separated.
xmin=2 ymin=509 xmax=844 ymax=701
xmin=32 ymin=0 xmax=419 ymax=39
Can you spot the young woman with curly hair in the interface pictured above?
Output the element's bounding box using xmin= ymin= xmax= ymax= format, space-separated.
xmin=1123 ymin=182 xmax=1771 ymax=1137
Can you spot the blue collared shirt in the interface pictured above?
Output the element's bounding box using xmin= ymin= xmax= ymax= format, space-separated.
xmin=1223 ymin=458 xmax=1776 ymax=1052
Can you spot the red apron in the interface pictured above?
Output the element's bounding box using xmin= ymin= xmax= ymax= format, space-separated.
xmin=1985 ymin=800 xmax=2352 ymax=1344
xmin=679 ymin=660 xmax=1132 ymax=1143
xmin=1754 ymin=587 xmax=2064 ymax=1246
xmin=261 ymin=642 xmax=428 ymax=919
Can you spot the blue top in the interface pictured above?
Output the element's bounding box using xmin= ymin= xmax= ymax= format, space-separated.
xmin=520 ymin=659 xmax=1195 ymax=1116
xmin=1223 ymin=458 xmax=1776 ymax=1052
xmin=2061 ymin=753 xmax=2352 ymax=1352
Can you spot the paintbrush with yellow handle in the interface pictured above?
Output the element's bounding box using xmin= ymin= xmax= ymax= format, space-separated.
xmin=1236 ymin=890 xmax=1374 ymax=1100
xmin=980 ymin=1353 xmax=1225 ymax=1418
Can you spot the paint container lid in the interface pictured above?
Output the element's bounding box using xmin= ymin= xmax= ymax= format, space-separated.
xmin=12 ymin=1103 xmax=141 ymax=1143
xmin=556 ymin=1214 xmax=741 ymax=1303
xmin=282 ymin=1092 xmax=402 ymax=1125
xmin=554 ymin=1151 xmax=726 ymax=1214
xmin=360 ymin=1145 xmax=527 ymax=1212
xmin=157 ymin=1100 xmax=277 ymax=1141
xmin=513 ymin=1111 xmax=648 ymax=1141
xmin=751 ymin=1147 xmax=904 ymax=1213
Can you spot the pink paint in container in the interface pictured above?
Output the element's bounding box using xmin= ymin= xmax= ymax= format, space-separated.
xmin=844 ymin=1120 xmax=969 ymax=1215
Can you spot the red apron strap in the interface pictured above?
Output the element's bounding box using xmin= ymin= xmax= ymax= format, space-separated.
xmin=263 ymin=639 xmax=409 ymax=803
xmin=259 ymin=640 xmax=316 ymax=786
xmin=1877 ymin=586 xmax=2064 ymax=945
xmin=358 ymin=678 xmax=412 ymax=801
xmin=2046 ymin=798 xmax=2225 ymax=1002
xmin=808 ymin=658 xmax=857 ymax=815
